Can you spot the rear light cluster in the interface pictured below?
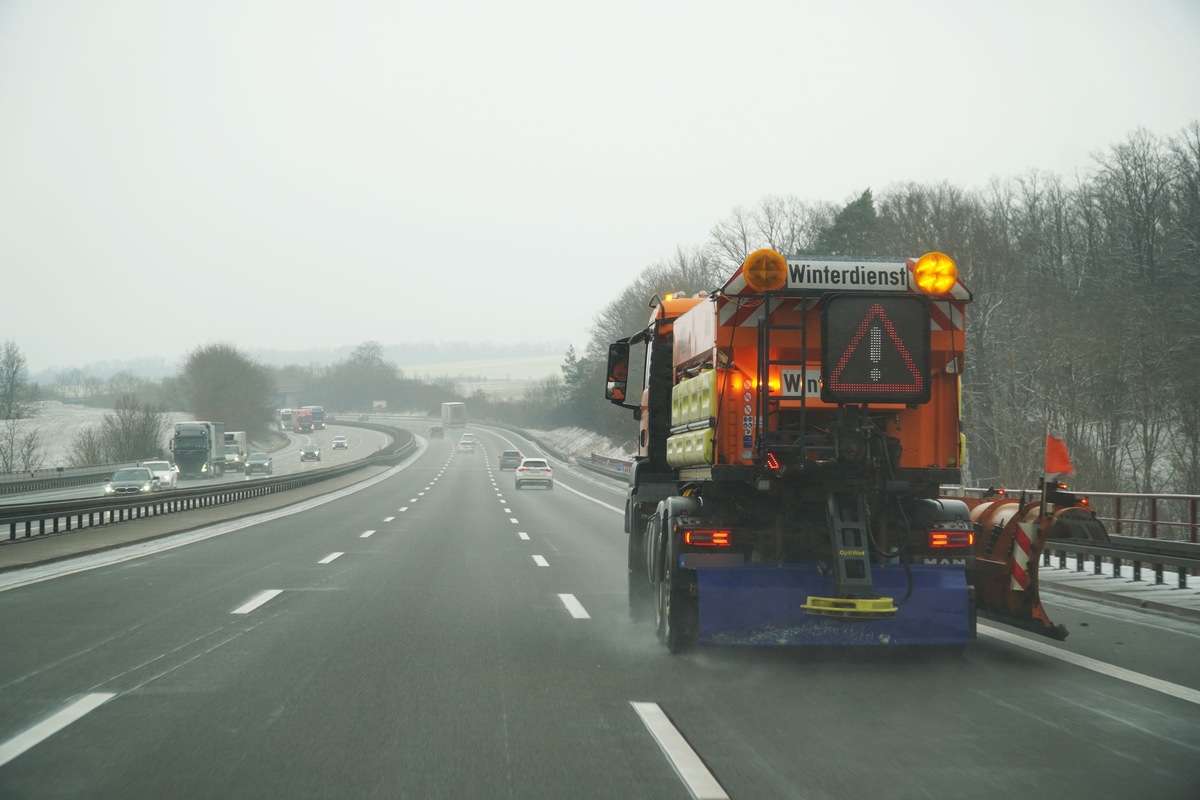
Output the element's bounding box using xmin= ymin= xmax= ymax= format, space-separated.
xmin=928 ymin=530 xmax=974 ymax=548
xmin=684 ymin=529 xmax=731 ymax=547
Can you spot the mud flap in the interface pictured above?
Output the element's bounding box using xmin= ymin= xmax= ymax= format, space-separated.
xmin=696 ymin=564 xmax=971 ymax=646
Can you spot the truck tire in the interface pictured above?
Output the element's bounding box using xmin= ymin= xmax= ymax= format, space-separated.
xmin=653 ymin=498 xmax=700 ymax=652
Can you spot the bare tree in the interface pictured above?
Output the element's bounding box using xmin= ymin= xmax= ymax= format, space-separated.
xmin=0 ymin=417 xmax=44 ymax=472
xmin=0 ymin=341 xmax=39 ymax=420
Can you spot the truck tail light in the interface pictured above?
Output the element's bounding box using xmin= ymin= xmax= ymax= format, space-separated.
xmin=929 ymin=530 xmax=974 ymax=548
xmin=684 ymin=529 xmax=731 ymax=547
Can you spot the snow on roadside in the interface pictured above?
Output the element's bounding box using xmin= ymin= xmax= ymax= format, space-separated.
xmin=525 ymin=426 xmax=634 ymax=464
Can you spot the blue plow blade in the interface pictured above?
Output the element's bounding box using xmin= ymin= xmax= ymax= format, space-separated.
xmin=697 ymin=564 xmax=971 ymax=646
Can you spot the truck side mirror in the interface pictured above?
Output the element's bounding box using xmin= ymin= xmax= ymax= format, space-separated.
xmin=606 ymin=341 xmax=630 ymax=403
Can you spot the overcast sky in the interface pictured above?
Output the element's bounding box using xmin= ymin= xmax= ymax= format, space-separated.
xmin=3 ymin=0 xmax=1198 ymax=374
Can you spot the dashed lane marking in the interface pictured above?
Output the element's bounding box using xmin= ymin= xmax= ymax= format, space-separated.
xmin=0 ymin=693 xmax=116 ymax=768
xmin=232 ymin=590 xmax=282 ymax=615
xmin=631 ymin=702 xmax=729 ymax=800
xmin=558 ymin=594 xmax=590 ymax=619
xmin=318 ymin=552 xmax=344 ymax=564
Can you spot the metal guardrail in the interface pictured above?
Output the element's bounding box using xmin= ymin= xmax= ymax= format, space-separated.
xmin=1 ymin=421 xmax=413 ymax=544
xmin=1044 ymin=535 xmax=1200 ymax=590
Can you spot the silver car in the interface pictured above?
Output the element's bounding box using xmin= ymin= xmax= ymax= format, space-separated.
xmin=105 ymin=467 xmax=158 ymax=496
xmin=140 ymin=460 xmax=178 ymax=491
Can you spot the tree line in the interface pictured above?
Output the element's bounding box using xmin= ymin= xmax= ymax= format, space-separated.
xmin=538 ymin=122 xmax=1200 ymax=494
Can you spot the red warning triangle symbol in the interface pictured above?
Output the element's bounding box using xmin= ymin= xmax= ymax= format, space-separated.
xmin=828 ymin=303 xmax=924 ymax=394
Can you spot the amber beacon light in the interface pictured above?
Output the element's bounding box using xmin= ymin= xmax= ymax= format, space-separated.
xmin=742 ymin=249 xmax=788 ymax=292
xmin=913 ymin=251 xmax=958 ymax=295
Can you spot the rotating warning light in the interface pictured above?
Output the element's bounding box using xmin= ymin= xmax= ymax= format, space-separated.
xmin=743 ymin=249 xmax=788 ymax=292
xmin=821 ymin=294 xmax=931 ymax=404
xmin=913 ymin=252 xmax=958 ymax=295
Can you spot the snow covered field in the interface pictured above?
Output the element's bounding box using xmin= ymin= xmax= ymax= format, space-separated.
xmin=3 ymin=402 xmax=193 ymax=470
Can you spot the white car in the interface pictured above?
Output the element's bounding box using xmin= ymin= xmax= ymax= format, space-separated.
xmin=332 ymin=436 xmax=348 ymax=449
xmin=514 ymin=458 xmax=553 ymax=490
xmin=139 ymin=460 xmax=178 ymax=491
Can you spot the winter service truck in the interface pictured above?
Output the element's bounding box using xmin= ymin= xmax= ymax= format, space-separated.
xmin=605 ymin=249 xmax=1108 ymax=652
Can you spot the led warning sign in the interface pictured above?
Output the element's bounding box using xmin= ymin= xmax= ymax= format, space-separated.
xmin=820 ymin=294 xmax=931 ymax=404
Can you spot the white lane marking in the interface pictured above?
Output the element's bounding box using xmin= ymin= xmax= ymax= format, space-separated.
xmin=409 ymin=498 xmax=418 ymax=502
xmin=510 ymin=518 xmax=519 ymax=524
xmin=504 ymin=507 xmax=512 ymax=513
xmin=360 ymin=530 xmax=376 ymax=538
xmin=979 ymin=624 xmax=1200 ymax=706
xmin=0 ymin=693 xmax=117 ymax=768
xmin=232 ymin=590 xmax=282 ymax=614
xmin=319 ymin=552 xmax=344 ymax=564
xmin=399 ymin=507 xmax=409 ymax=512
xmin=0 ymin=439 xmax=427 ymax=594
xmin=383 ymin=516 xmax=395 ymax=522
xmin=558 ymin=594 xmax=590 ymax=619
xmin=532 ymin=555 xmax=549 ymax=567
xmin=631 ymin=702 xmax=729 ymax=800
xmin=518 ymin=532 xmax=530 ymax=540
xmin=418 ymin=492 xmax=425 ymax=496
xmin=556 ymin=478 xmax=623 ymax=513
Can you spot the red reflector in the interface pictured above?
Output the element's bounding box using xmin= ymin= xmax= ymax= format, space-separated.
xmin=929 ymin=530 xmax=974 ymax=548
xmin=684 ymin=529 xmax=731 ymax=547
xmin=766 ymin=452 xmax=780 ymax=471
xmin=1080 ymin=496 xmax=1089 ymax=506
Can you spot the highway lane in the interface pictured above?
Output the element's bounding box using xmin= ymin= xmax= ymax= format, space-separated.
xmin=1 ymin=423 xmax=1198 ymax=798
xmin=0 ymin=424 xmax=392 ymax=505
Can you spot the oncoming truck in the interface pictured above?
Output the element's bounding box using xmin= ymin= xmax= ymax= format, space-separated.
xmin=605 ymin=249 xmax=1107 ymax=652
xmin=441 ymin=402 xmax=466 ymax=428
xmin=224 ymin=431 xmax=249 ymax=472
xmin=171 ymin=421 xmax=226 ymax=479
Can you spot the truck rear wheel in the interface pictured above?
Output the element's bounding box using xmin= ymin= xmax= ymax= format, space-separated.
xmin=655 ymin=567 xmax=696 ymax=653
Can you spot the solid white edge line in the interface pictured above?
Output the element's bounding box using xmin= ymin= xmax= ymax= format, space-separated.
xmin=631 ymin=702 xmax=729 ymax=800
xmin=532 ymin=555 xmax=549 ymax=567
xmin=0 ymin=693 xmax=116 ymax=768
xmin=318 ymin=552 xmax=344 ymax=564
xmin=232 ymin=589 xmax=282 ymax=615
xmin=557 ymin=593 xmax=590 ymax=619
xmin=978 ymin=624 xmax=1200 ymax=706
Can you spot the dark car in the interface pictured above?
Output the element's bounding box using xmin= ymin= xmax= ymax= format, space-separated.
xmin=498 ymin=450 xmax=522 ymax=470
xmin=429 ymin=425 xmax=445 ymax=439
xmin=105 ymin=467 xmax=158 ymax=496
xmin=300 ymin=444 xmax=321 ymax=462
xmin=245 ymin=453 xmax=273 ymax=475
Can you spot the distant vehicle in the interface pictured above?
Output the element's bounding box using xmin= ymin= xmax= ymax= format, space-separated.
xmin=245 ymin=453 xmax=273 ymax=475
xmin=279 ymin=409 xmax=293 ymax=431
xmin=359 ymin=414 xmax=370 ymax=421
xmin=455 ymin=439 xmax=475 ymax=453
xmin=302 ymin=405 xmax=326 ymax=430
xmin=441 ymin=402 xmax=466 ymax=428
xmin=514 ymin=457 xmax=553 ymax=490
xmin=224 ymin=431 xmax=249 ymax=472
xmin=105 ymin=467 xmax=158 ymax=496
xmin=300 ymin=444 xmax=321 ymax=461
xmin=428 ymin=425 xmax=445 ymax=439
xmin=460 ymin=433 xmax=476 ymax=442
xmin=498 ymin=450 xmax=522 ymax=470
xmin=140 ymin=460 xmax=178 ymax=490
xmin=332 ymin=435 xmax=348 ymax=449
xmin=293 ymin=408 xmax=315 ymax=433
xmin=170 ymin=421 xmax=225 ymax=478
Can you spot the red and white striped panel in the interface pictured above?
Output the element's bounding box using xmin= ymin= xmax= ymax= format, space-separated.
xmin=1010 ymin=521 xmax=1036 ymax=591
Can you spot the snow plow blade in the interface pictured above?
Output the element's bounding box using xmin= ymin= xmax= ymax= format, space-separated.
xmin=969 ymin=495 xmax=1111 ymax=641
xmin=696 ymin=564 xmax=972 ymax=647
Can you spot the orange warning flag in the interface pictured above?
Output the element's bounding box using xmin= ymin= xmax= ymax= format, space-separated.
xmin=1044 ymin=434 xmax=1074 ymax=475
